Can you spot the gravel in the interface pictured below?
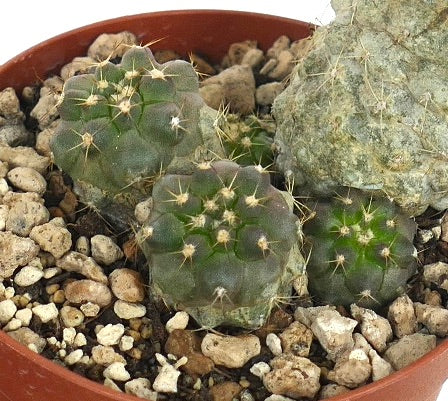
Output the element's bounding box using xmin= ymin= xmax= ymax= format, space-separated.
xmin=1 ymin=30 xmax=448 ymax=401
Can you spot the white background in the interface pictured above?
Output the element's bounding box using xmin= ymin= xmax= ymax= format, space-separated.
xmin=0 ymin=1 xmax=447 ymax=400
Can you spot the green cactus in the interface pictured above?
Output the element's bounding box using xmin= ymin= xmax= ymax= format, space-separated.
xmin=138 ymin=160 xmax=304 ymax=328
xmin=303 ymin=188 xmax=417 ymax=309
xmin=215 ymin=111 xmax=276 ymax=168
xmin=50 ymin=45 xmax=223 ymax=211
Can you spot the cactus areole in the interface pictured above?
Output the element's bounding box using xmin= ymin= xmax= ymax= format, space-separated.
xmin=303 ymin=188 xmax=417 ymax=309
xmin=138 ymin=160 xmax=304 ymax=328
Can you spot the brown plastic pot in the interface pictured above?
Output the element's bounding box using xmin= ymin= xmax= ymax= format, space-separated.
xmin=0 ymin=9 xmax=446 ymax=401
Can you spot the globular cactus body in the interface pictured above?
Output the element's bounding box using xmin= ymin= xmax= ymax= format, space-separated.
xmin=50 ymin=46 xmax=222 ymax=209
xmin=139 ymin=160 xmax=304 ymax=328
xmin=274 ymin=0 xmax=448 ymax=216
xmin=216 ymin=113 xmax=275 ymax=167
xmin=303 ymin=189 xmax=417 ymax=309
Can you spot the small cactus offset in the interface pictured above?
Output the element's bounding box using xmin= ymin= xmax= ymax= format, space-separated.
xmin=303 ymin=188 xmax=417 ymax=309
xmin=50 ymin=45 xmax=222 ymax=208
xmin=215 ymin=111 xmax=275 ymax=168
xmin=138 ymin=160 xmax=304 ymax=328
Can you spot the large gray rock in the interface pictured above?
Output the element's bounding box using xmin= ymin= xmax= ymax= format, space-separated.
xmin=274 ymin=0 xmax=448 ymax=216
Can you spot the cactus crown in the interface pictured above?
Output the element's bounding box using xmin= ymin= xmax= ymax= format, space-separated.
xmin=50 ymin=45 xmax=217 ymax=205
xmin=303 ymin=188 xmax=417 ymax=309
xmin=138 ymin=160 xmax=304 ymax=328
xmin=215 ymin=109 xmax=275 ymax=168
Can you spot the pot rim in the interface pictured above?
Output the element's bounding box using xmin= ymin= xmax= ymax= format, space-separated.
xmin=1 ymin=329 xmax=447 ymax=400
xmin=0 ymin=9 xmax=447 ymax=401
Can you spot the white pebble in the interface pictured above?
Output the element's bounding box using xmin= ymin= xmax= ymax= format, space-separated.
xmin=14 ymin=265 xmax=44 ymax=286
xmin=119 ymin=335 xmax=134 ymax=352
xmin=75 ymin=236 xmax=90 ymax=255
xmin=15 ymin=308 xmax=32 ymax=326
xmin=28 ymin=343 xmax=39 ymax=353
xmin=369 ymin=349 xmax=394 ymax=381
xmin=96 ymin=323 xmax=125 ymax=346
xmin=63 ymin=327 xmax=77 ymax=345
xmin=264 ymin=395 xmax=296 ymax=401
xmin=201 ymin=333 xmax=261 ymax=368
xmin=30 ymin=222 xmax=72 ymax=259
xmin=266 ymin=333 xmax=282 ymax=356
xmin=79 ymin=355 xmax=90 ymax=365
xmin=58 ymin=349 xmax=67 ymax=358
xmin=0 ymin=299 xmax=17 ymax=324
xmin=103 ymin=362 xmax=131 ymax=381
xmin=3 ymin=317 xmax=22 ymax=331
xmin=60 ymin=305 xmax=85 ymax=327
xmin=0 ymin=178 xmax=9 ymax=196
xmin=104 ymin=378 xmax=123 ymax=392
xmin=80 ymin=302 xmax=100 ymax=317
xmin=73 ymin=332 xmax=87 ymax=348
xmin=47 ymin=336 xmax=58 ymax=346
xmin=134 ymin=198 xmax=153 ymax=224
xmin=50 ymin=217 xmax=66 ymax=227
xmin=153 ymin=353 xmax=187 ymax=393
xmin=0 ymin=205 xmax=8 ymax=231
xmin=32 ymin=302 xmax=59 ymax=323
xmin=7 ymin=167 xmax=47 ymax=195
xmin=43 ymin=267 xmax=62 ymax=279
xmin=166 ymin=311 xmax=189 ymax=333
xmin=125 ymin=378 xmax=158 ymax=400
xmin=4 ymin=286 xmax=15 ymax=299
xmin=91 ymin=344 xmax=126 ymax=366
xmin=250 ymin=362 xmax=271 ymax=378
xmin=65 ymin=349 xmax=84 ymax=365
xmin=113 ymin=300 xmax=146 ymax=319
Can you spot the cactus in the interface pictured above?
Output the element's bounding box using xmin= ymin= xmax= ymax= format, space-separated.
xmin=274 ymin=0 xmax=448 ymax=216
xmin=303 ymin=188 xmax=417 ymax=309
xmin=138 ymin=160 xmax=304 ymax=328
xmin=50 ymin=45 xmax=223 ymax=211
xmin=215 ymin=110 xmax=276 ymax=168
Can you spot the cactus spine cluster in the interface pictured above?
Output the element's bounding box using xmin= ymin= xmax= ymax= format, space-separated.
xmin=50 ymin=45 xmax=222 ymax=208
xmin=138 ymin=160 xmax=304 ymax=328
xmin=215 ymin=110 xmax=276 ymax=168
xmin=303 ymin=188 xmax=417 ymax=309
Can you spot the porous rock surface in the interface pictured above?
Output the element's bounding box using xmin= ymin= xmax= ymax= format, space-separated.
xmin=274 ymin=0 xmax=448 ymax=216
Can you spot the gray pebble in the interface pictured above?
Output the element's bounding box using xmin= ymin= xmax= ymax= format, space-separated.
xmin=7 ymin=327 xmax=46 ymax=353
xmin=91 ymin=235 xmax=123 ymax=266
xmin=29 ymin=222 xmax=72 ymax=259
xmin=383 ymin=333 xmax=436 ymax=370
xmin=200 ymin=65 xmax=256 ymax=115
xmin=57 ymin=251 xmax=107 ymax=283
xmin=0 ymin=231 xmax=40 ymax=279
xmin=6 ymin=200 xmax=50 ymax=236
xmin=0 ymin=143 xmax=50 ymax=174
xmin=256 ymin=82 xmax=285 ymax=106
xmin=0 ymin=161 xmax=8 ymax=178
xmin=0 ymin=205 xmax=8 ymax=231
xmin=60 ymin=56 xmax=96 ymax=81
xmin=87 ymin=32 xmax=137 ymax=61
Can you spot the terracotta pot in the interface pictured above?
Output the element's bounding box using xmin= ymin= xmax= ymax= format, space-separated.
xmin=0 ymin=9 xmax=446 ymax=401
